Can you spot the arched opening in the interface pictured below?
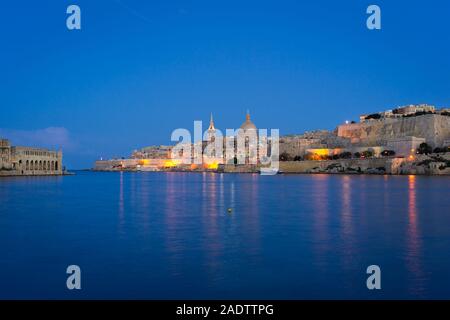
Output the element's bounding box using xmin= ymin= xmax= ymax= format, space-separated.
xmin=39 ymin=161 xmax=42 ymax=170
xmin=51 ymin=161 xmax=54 ymax=171
xmin=26 ymin=160 xmax=29 ymax=170
xmin=30 ymin=161 xmax=34 ymax=170
xmin=55 ymin=161 xmax=58 ymax=171
xmin=47 ymin=161 xmax=50 ymax=170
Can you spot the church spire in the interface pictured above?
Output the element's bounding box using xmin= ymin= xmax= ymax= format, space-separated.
xmin=208 ymin=112 xmax=215 ymax=130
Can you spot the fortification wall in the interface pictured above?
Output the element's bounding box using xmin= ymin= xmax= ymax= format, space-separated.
xmin=222 ymin=164 xmax=259 ymax=173
xmin=94 ymin=159 xmax=140 ymax=171
xmin=337 ymin=114 xmax=450 ymax=147
xmin=280 ymin=158 xmax=388 ymax=173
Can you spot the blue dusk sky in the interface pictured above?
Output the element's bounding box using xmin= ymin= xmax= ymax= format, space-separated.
xmin=0 ymin=0 xmax=449 ymax=169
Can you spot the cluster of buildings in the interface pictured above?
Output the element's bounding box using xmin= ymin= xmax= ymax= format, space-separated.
xmin=359 ymin=104 xmax=449 ymax=122
xmin=0 ymin=138 xmax=63 ymax=176
xmin=94 ymin=103 xmax=450 ymax=173
xmin=280 ymin=104 xmax=450 ymax=160
xmin=95 ymin=112 xmax=274 ymax=172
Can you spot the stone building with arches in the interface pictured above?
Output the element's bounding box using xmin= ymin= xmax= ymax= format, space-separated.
xmin=0 ymin=138 xmax=63 ymax=176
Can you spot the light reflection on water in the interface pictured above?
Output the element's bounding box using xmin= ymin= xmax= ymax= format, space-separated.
xmin=405 ymin=175 xmax=425 ymax=296
xmin=0 ymin=172 xmax=449 ymax=299
xmin=311 ymin=175 xmax=331 ymax=273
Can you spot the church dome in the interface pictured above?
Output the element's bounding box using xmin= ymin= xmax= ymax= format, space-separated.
xmin=240 ymin=112 xmax=257 ymax=131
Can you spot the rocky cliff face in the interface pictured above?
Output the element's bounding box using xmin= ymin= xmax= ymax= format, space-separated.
xmin=278 ymin=153 xmax=450 ymax=175
xmin=392 ymin=153 xmax=450 ymax=175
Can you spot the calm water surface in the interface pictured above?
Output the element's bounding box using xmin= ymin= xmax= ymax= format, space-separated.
xmin=0 ymin=171 xmax=449 ymax=299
